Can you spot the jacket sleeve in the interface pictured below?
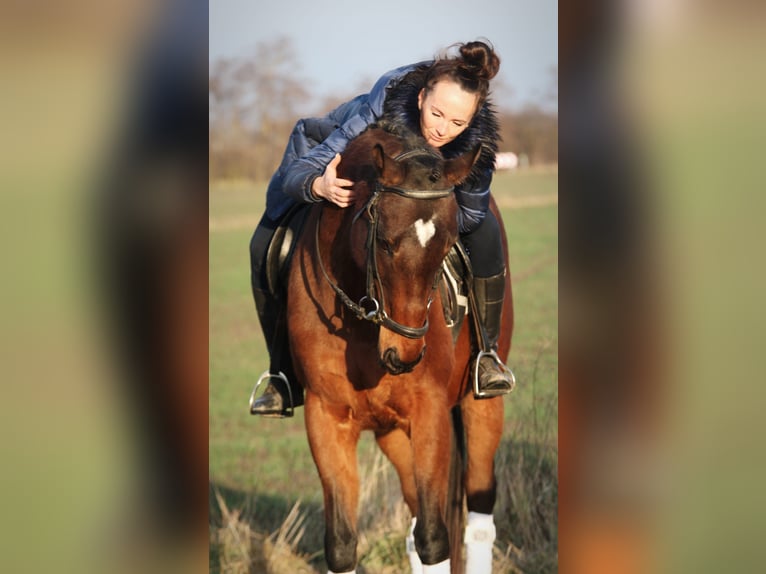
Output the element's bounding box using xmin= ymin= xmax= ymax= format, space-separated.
xmin=279 ymin=63 xmax=424 ymax=205
xmin=455 ymin=167 xmax=493 ymax=235
xmin=265 ymin=116 xmax=335 ymax=210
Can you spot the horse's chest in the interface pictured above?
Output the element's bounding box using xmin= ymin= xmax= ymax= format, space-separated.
xmin=356 ymin=385 xmax=410 ymax=432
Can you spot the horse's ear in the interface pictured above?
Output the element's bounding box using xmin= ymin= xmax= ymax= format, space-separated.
xmin=443 ymin=144 xmax=483 ymax=185
xmin=372 ymin=142 xmax=405 ymax=184
xmin=372 ymin=143 xmax=386 ymax=175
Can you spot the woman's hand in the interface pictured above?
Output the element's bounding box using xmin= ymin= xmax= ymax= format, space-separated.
xmin=311 ymin=153 xmax=356 ymax=208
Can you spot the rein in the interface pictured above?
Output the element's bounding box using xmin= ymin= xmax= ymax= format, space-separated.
xmin=315 ymin=152 xmax=453 ymax=339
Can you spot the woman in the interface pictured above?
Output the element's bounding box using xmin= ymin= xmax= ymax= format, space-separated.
xmin=250 ymin=40 xmax=514 ymax=417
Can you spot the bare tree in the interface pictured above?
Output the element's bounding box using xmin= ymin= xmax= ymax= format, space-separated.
xmin=209 ymin=37 xmax=309 ymax=180
xmin=497 ymin=105 xmax=558 ymax=165
xmin=209 ymin=57 xmax=251 ymax=178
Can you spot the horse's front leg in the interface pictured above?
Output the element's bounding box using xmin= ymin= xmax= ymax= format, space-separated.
xmin=305 ymin=391 xmax=361 ymax=574
xmin=460 ymin=393 xmax=504 ymax=573
xmin=374 ymin=429 xmax=423 ymax=573
xmin=410 ymin=394 xmax=453 ymax=573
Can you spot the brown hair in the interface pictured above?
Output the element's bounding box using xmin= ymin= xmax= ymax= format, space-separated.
xmin=422 ymin=40 xmax=501 ymax=110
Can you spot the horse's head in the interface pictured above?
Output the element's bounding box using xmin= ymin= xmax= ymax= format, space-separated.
xmin=340 ymin=128 xmax=480 ymax=375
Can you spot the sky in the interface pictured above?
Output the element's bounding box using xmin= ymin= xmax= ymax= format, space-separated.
xmin=209 ymin=0 xmax=557 ymax=112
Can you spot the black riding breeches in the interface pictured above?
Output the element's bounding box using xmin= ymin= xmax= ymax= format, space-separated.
xmin=250 ymin=213 xmax=297 ymax=382
xmin=459 ymin=209 xmax=505 ymax=279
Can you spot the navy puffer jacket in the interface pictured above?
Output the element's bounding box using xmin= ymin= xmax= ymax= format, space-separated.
xmin=265 ymin=62 xmax=499 ymax=234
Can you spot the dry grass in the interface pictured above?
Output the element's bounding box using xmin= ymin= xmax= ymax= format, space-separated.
xmin=211 ymin=426 xmax=557 ymax=574
xmin=211 ymin=491 xmax=316 ymax=574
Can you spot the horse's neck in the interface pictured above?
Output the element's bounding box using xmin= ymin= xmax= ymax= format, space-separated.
xmin=317 ymin=204 xmax=348 ymax=247
xmin=316 ymin=205 xmax=362 ymax=288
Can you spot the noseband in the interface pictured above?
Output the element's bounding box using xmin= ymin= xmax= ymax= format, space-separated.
xmin=315 ymin=148 xmax=453 ymax=339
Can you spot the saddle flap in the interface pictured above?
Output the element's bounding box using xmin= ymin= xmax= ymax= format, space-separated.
xmin=438 ymin=243 xmax=471 ymax=343
xmin=266 ymin=205 xmax=311 ymax=295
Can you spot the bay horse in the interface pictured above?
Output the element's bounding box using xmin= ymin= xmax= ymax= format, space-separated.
xmin=286 ymin=126 xmax=513 ymax=573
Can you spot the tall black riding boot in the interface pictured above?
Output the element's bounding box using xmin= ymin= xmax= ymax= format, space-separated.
xmin=248 ymin=287 xmax=303 ymax=417
xmin=472 ymin=270 xmax=516 ymax=398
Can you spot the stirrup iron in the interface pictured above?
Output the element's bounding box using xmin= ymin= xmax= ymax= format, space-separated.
xmin=249 ymin=370 xmax=294 ymax=417
xmin=472 ymin=349 xmax=516 ymax=398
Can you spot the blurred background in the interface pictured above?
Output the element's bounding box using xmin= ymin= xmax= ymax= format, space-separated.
xmin=1 ymin=0 xmax=208 ymax=573
xmin=558 ymin=2 xmax=766 ymax=573
xmin=2 ymin=0 xmax=765 ymax=573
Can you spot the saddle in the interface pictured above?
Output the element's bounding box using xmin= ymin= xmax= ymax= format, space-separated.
xmin=265 ymin=204 xmax=311 ymax=296
xmin=438 ymin=242 xmax=472 ymax=344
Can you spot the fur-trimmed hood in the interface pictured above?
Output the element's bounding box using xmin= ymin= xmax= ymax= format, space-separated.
xmin=381 ymin=64 xmax=500 ymax=191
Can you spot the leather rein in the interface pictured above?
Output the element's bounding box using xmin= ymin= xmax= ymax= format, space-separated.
xmin=315 ymin=149 xmax=453 ymax=339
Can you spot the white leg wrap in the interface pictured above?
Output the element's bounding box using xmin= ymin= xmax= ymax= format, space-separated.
xmin=328 ymin=570 xmax=356 ymax=574
xmin=422 ymin=558 xmax=451 ymax=573
xmin=406 ymin=517 xmax=424 ymax=574
xmin=464 ymin=511 xmax=496 ymax=573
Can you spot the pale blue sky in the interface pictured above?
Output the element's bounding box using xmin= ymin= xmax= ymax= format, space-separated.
xmin=209 ymin=0 xmax=557 ymax=112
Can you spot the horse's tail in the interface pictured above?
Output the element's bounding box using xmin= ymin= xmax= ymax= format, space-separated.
xmin=447 ymin=405 xmax=466 ymax=574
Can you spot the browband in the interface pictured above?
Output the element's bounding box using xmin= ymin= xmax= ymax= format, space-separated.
xmin=375 ymin=181 xmax=454 ymax=200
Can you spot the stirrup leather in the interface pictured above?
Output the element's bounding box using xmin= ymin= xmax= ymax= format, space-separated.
xmin=472 ymin=349 xmax=516 ymax=398
xmin=248 ymin=370 xmax=294 ymax=417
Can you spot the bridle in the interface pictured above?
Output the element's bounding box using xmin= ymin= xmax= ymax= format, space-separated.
xmin=315 ymin=148 xmax=454 ymax=339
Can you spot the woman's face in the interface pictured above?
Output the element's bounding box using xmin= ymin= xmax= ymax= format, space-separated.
xmin=417 ymin=80 xmax=478 ymax=148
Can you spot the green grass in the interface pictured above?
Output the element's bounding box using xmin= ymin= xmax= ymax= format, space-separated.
xmin=209 ymin=168 xmax=558 ymax=573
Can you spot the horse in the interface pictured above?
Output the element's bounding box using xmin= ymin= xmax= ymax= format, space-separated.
xmin=285 ymin=126 xmax=513 ymax=573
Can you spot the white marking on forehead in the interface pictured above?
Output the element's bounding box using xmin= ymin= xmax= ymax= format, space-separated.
xmin=414 ymin=218 xmax=437 ymax=248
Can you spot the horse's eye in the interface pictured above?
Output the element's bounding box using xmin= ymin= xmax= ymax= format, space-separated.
xmin=377 ymin=237 xmax=394 ymax=256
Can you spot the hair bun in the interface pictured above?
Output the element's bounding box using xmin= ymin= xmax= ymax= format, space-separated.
xmin=423 ymin=39 xmax=500 ymax=109
xmin=459 ymin=41 xmax=500 ymax=81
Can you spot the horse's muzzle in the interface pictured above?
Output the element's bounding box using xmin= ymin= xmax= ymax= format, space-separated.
xmin=380 ymin=345 xmax=426 ymax=375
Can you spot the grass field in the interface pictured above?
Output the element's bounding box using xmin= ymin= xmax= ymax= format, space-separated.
xmin=209 ymin=168 xmax=558 ymax=573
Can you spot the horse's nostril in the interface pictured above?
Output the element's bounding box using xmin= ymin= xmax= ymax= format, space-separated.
xmin=381 ymin=348 xmax=401 ymax=372
xmin=381 ymin=346 xmax=426 ymax=375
